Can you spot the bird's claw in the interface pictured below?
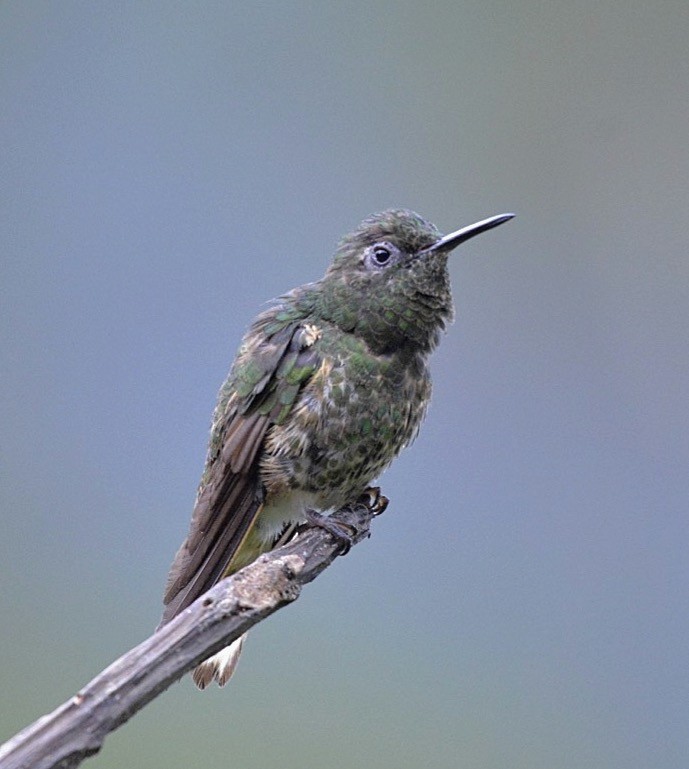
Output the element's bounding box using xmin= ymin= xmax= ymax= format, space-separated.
xmin=303 ymin=488 xmax=388 ymax=555
xmin=357 ymin=486 xmax=389 ymax=516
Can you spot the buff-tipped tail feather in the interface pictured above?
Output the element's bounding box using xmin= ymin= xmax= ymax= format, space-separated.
xmin=192 ymin=634 xmax=246 ymax=689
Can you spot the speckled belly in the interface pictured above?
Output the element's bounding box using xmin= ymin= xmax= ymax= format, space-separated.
xmin=260 ymin=344 xmax=431 ymax=507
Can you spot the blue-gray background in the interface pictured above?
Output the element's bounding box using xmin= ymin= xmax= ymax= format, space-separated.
xmin=2 ymin=3 xmax=688 ymax=768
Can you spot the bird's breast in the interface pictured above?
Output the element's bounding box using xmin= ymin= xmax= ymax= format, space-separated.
xmin=260 ymin=333 xmax=431 ymax=506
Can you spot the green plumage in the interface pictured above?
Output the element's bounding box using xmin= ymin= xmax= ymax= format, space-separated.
xmin=160 ymin=208 xmax=513 ymax=688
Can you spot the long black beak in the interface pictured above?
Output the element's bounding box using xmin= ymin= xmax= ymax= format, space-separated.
xmin=419 ymin=213 xmax=514 ymax=256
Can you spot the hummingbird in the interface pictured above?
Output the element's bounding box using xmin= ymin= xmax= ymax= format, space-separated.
xmin=159 ymin=208 xmax=513 ymax=688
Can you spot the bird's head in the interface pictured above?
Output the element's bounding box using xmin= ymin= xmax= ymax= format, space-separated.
xmin=314 ymin=209 xmax=513 ymax=355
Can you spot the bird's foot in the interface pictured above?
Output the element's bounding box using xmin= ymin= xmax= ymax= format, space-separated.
xmin=303 ymin=488 xmax=388 ymax=555
xmin=304 ymin=508 xmax=356 ymax=555
xmin=357 ymin=486 xmax=389 ymax=516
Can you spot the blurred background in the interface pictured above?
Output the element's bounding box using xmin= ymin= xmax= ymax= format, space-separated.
xmin=1 ymin=2 xmax=688 ymax=768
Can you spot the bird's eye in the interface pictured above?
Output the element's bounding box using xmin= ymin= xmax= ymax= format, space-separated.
xmin=364 ymin=241 xmax=399 ymax=271
xmin=373 ymin=244 xmax=395 ymax=265
xmin=372 ymin=246 xmax=391 ymax=264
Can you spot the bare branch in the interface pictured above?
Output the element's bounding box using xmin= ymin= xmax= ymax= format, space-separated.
xmin=0 ymin=499 xmax=380 ymax=769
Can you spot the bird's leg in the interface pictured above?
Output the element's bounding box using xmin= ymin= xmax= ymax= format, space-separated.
xmin=303 ymin=487 xmax=389 ymax=555
xmin=303 ymin=508 xmax=357 ymax=555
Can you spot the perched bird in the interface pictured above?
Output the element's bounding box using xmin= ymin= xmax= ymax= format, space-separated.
xmin=159 ymin=209 xmax=513 ymax=688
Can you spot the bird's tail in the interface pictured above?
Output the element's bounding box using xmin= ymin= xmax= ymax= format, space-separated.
xmin=192 ymin=634 xmax=246 ymax=689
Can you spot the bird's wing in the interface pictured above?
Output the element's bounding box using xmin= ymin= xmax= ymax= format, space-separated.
xmin=159 ymin=319 xmax=321 ymax=626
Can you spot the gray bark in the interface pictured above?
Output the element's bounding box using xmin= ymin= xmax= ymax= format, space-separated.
xmin=0 ymin=499 xmax=379 ymax=769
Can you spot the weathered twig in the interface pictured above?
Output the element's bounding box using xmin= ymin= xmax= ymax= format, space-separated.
xmin=0 ymin=498 xmax=381 ymax=769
